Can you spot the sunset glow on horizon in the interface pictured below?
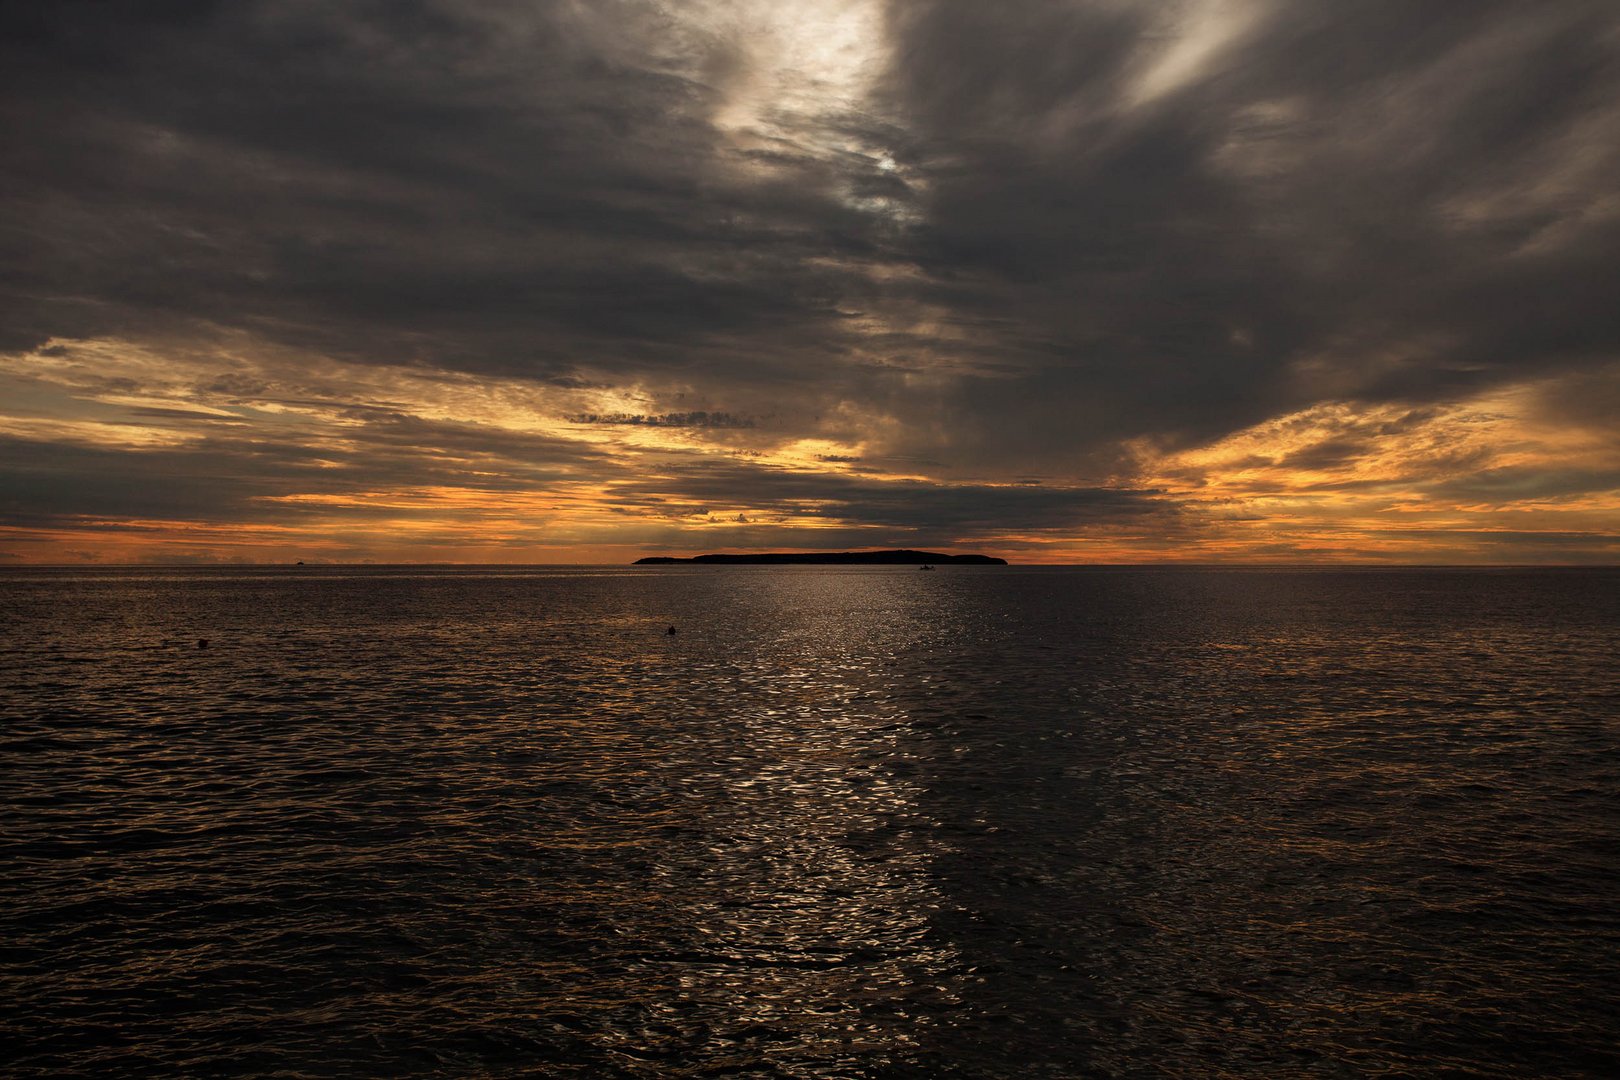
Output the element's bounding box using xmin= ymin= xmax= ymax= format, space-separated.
xmin=4 ymin=2 xmax=1619 ymax=565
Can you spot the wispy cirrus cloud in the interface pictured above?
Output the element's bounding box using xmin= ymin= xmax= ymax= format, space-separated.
xmin=565 ymin=412 xmax=757 ymax=429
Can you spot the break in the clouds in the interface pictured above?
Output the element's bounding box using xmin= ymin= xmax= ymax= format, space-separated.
xmin=2 ymin=1 xmax=1618 ymax=562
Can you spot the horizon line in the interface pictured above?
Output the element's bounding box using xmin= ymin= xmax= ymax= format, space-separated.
xmin=5 ymin=561 xmax=1618 ymax=570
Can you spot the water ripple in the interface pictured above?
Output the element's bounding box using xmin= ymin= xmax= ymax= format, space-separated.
xmin=3 ymin=566 xmax=1618 ymax=1076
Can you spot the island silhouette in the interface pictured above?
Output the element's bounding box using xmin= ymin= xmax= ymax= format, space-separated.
xmin=633 ymin=549 xmax=1007 ymax=565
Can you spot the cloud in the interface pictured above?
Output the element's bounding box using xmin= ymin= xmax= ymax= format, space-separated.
xmin=565 ymin=412 xmax=756 ymax=429
xmin=1 ymin=3 xmax=888 ymax=382
xmin=877 ymin=2 xmax=1620 ymax=458
xmin=610 ymin=456 xmax=1168 ymax=532
xmin=1 ymin=2 xmax=1618 ymax=561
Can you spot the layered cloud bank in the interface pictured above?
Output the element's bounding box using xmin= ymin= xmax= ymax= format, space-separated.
xmin=3 ymin=1 xmax=1618 ymax=562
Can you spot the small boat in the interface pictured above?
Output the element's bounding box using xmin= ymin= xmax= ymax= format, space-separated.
xmin=920 ymin=564 xmax=934 ymax=571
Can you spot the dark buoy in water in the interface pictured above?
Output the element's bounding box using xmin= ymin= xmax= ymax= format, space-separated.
xmin=197 ymin=638 xmax=209 ymax=649
xmin=666 ymin=625 xmax=677 ymax=635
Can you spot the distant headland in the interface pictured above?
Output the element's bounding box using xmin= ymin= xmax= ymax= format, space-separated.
xmin=633 ymin=549 xmax=1007 ymax=565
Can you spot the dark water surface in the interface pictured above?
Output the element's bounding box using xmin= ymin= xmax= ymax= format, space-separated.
xmin=3 ymin=566 xmax=1619 ymax=1077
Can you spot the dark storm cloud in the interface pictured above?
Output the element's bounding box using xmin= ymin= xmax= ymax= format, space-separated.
xmin=607 ymin=458 xmax=1168 ymax=537
xmin=1424 ymin=465 xmax=1620 ymax=506
xmin=2 ymin=1 xmax=1618 ymax=557
xmin=878 ymin=0 xmax=1620 ymax=463
xmin=0 ymin=414 xmax=606 ymax=529
xmin=0 ymin=434 xmax=333 ymax=527
xmin=0 ymin=0 xmax=892 ymax=385
xmin=6 ymin=1 xmax=1616 ymax=422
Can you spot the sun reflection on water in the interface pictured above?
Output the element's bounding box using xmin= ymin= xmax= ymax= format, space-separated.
xmin=4 ymin=566 xmax=1619 ymax=1075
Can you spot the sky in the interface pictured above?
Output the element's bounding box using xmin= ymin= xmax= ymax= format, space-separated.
xmin=3 ymin=0 xmax=1619 ymax=564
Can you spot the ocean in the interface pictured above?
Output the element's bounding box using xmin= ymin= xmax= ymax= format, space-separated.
xmin=3 ymin=565 xmax=1618 ymax=1076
